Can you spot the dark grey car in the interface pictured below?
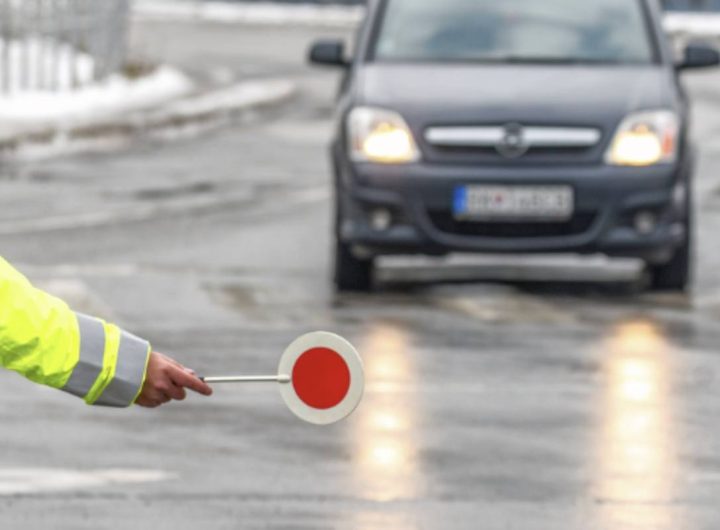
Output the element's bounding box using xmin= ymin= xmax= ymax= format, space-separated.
xmin=310 ymin=0 xmax=720 ymax=292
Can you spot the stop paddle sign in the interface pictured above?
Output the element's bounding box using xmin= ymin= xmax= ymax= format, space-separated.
xmin=202 ymin=332 xmax=364 ymax=425
xmin=278 ymin=331 xmax=364 ymax=425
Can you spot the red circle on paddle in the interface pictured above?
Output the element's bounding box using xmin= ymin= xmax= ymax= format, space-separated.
xmin=292 ymin=347 xmax=351 ymax=410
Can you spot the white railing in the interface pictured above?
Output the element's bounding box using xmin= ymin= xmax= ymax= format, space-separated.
xmin=0 ymin=0 xmax=130 ymax=95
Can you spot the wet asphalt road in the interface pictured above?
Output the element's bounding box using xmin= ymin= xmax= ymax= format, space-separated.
xmin=3 ymin=19 xmax=720 ymax=530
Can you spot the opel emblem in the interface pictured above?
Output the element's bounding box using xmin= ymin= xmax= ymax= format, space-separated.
xmin=496 ymin=123 xmax=529 ymax=158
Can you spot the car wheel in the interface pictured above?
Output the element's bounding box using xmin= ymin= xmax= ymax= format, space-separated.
xmin=648 ymin=236 xmax=691 ymax=292
xmin=334 ymin=238 xmax=374 ymax=292
xmin=647 ymin=201 xmax=693 ymax=292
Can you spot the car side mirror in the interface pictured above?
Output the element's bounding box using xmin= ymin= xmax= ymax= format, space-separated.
xmin=678 ymin=44 xmax=720 ymax=70
xmin=309 ymin=40 xmax=349 ymax=68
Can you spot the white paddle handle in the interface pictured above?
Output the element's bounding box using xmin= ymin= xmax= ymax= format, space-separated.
xmin=201 ymin=375 xmax=291 ymax=384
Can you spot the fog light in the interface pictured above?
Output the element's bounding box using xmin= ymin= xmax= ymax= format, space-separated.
xmin=370 ymin=208 xmax=392 ymax=231
xmin=634 ymin=211 xmax=657 ymax=235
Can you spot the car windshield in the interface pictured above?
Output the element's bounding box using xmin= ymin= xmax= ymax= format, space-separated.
xmin=373 ymin=0 xmax=656 ymax=65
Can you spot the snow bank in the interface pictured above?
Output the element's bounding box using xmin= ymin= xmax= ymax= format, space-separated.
xmin=133 ymin=0 xmax=364 ymax=27
xmin=664 ymin=12 xmax=720 ymax=38
xmin=0 ymin=66 xmax=194 ymax=137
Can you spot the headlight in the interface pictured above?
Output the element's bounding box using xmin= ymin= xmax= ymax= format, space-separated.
xmin=605 ymin=111 xmax=679 ymax=167
xmin=347 ymin=107 xmax=420 ymax=164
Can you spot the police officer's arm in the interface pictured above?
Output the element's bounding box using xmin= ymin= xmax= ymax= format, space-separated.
xmin=0 ymin=257 xmax=211 ymax=407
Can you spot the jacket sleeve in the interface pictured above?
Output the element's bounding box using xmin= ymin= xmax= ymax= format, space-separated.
xmin=0 ymin=256 xmax=151 ymax=407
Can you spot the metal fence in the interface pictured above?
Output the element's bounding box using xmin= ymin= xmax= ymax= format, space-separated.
xmin=0 ymin=0 xmax=130 ymax=95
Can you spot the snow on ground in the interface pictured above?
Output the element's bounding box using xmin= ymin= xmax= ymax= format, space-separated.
xmin=133 ymin=0 xmax=364 ymax=27
xmin=665 ymin=12 xmax=720 ymax=38
xmin=0 ymin=34 xmax=194 ymax=139
xmin=0 ymin=65 xmax=194 ymax=139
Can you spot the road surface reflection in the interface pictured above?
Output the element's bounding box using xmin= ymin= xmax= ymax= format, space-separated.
xmin=594 ymin=320 xmax=683 ymax=529
xmin=350 ymin=323 xmax=425 ymax=504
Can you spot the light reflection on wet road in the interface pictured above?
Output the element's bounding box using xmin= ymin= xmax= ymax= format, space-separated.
xmin=595 ymin=321 xmax=680 ymax=529
xmin=352 ymin=323 xmax=424 ymax=503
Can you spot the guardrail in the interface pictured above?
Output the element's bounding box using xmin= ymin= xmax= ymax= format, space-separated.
xmin=0 ymin=0 xmax=130 ymax=95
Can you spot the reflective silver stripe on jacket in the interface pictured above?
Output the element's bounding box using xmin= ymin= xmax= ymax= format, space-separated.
xmin=62 ymin=313 xmax=106 ymax=398
xmin=94 ymin=331 xmax=149 ymax=408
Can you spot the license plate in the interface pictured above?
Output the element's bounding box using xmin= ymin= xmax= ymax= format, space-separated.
xmin=453 ymin=185 xmax=574 ymax=221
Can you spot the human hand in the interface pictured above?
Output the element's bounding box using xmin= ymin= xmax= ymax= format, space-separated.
xmin=136 ymin=352 xmax=213 ymax=408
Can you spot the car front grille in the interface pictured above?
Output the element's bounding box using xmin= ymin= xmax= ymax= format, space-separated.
xmin=427 ymin=211 xmax=597 ymax=239
xmin=422 ymin=124 xmax=604 ymax=164
xmin=424 ymin=145 xmax=598 ymax=165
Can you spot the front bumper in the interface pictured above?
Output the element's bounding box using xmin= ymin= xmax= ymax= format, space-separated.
xmin=337 ymin=159 xmax=690 ymax=264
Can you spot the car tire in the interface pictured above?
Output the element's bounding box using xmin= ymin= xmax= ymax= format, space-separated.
xmin=647 ymin=200 xmax=693 ymax=292
xmin=648 ymin=236 xmax=691 ymax=292
xmin=334 ymin=238 xmax=374 ymax=292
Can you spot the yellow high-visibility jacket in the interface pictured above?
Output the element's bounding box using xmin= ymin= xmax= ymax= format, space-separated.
xmin=0 ymin=257 xmax=150 ymax=407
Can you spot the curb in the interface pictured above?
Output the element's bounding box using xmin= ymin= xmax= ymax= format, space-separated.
xmin=0 ymin=77 xmax=297 ymax=161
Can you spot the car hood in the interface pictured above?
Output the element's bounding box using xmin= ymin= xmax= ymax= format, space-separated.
xmin=355 ymin=64 xmax=679 ymax=128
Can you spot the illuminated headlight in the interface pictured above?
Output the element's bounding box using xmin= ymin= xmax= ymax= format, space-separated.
xmin=348 ymin=107 xmax=420 ymax=164
xmin=605 ymin=111 xmax=679 ymax=167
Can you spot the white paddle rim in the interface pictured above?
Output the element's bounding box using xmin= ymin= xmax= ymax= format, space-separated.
xmin=279 ymin=331 xmax=364 ymax=426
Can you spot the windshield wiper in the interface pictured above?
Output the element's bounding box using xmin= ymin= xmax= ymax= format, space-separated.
xmin=498 ymin=56 xmax=624 ymax=65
